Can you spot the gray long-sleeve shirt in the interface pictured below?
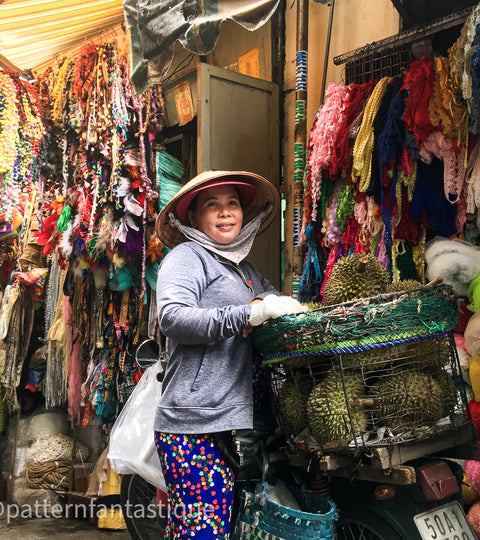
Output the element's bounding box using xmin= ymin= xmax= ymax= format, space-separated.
xmin=154 ymin=241 xmax=278 ymax=434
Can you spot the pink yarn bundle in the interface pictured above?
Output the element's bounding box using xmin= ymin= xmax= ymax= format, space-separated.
xmin=466 ymin=460 xmax=480 ymax=494
xmin=309 ymin=83 xmax=350 ymax=178
xmin=308 ymin=83 xmax=350 ymax=222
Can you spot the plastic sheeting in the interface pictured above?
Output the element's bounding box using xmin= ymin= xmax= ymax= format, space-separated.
xmin=123 ymin=0 xmax=280 ymax=94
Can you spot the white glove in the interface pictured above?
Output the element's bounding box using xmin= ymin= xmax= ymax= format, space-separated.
xmin=248 ymin=294 xmax=306 ymax=327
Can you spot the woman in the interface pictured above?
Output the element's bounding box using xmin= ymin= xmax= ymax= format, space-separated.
xmin=154 ymin=170 xmax=304 ymax=539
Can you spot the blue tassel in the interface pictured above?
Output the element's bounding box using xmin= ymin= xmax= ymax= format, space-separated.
xmin=298 ymin=223 xmax=323 ymax=303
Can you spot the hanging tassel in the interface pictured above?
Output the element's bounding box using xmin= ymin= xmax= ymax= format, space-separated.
xmin=58 ymin=221 xmax=74 ymax=260
xmin=298 ymin=222 xmax=323 ymax=303
xmin=156 ymin=150 xmax=184 ymax=210
xmin=122 ymin=227 xmax=143 ymax=259
xmin=94 ymin=208 xmax=116 ymax=254
xmin=56 ymin=204 xmax=71 ymax=232
xmin=109 ymin=266 xmax=133 ymax=291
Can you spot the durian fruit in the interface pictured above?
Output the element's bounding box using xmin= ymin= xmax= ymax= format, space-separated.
xmin=303 ymin=301 xmax=323 ymax=311
xmin=278 ymin=380 xmax=311 ymax=433
xmin=385 ymin=279 xmax=422 ymax=293
xmin=307 ymin=371 xmax=367 ymax=446
xmin=341 ymin=339 xmax=448 ymax=373
xmin=323 ymin=252 xmax=389 ymax=306
xmin=342 ymin=346 xmax=398 ymax=372
xmin=410 ymin=339 xmax=450 ymax=371
xmin=370 ymin=371 xmax=443 ymax=431
xmin=388 ymin=339 xmax=450 ymax=372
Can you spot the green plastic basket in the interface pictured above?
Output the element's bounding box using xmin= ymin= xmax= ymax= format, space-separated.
xmin=231 ymin=489 xmax=338 ymax=540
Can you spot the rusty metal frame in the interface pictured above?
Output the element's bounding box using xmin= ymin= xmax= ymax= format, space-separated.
xmin=333 ymin=7 xmax=472 ymax=67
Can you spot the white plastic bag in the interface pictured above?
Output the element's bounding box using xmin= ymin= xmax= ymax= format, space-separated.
xmin=108 ymin=361 xmax=166 ymax=491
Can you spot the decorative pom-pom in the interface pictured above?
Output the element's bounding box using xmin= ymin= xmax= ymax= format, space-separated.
xmin=466 ymin=460 xmax=480 ymax=495
xmin=467 ymin=500 xmax=480 ymax=535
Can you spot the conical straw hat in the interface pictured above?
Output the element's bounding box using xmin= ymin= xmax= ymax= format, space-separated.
xmin=155 ymin=170 xmax=280 ymax=248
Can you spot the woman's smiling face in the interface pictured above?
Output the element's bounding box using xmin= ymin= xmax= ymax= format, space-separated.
xmin=187 ymin=184 xmax=243 ymax=244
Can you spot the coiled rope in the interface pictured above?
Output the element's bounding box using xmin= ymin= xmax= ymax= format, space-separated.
xmin=25 ymin=460 xmax=72 ymax=491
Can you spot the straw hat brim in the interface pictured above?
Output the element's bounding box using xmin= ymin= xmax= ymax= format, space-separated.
xmin=155 ymin=170 xmax=280 ymax=249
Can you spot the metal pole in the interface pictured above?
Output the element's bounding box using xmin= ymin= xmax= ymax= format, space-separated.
xmin=320 ymin=0 xmax=336 ymax=104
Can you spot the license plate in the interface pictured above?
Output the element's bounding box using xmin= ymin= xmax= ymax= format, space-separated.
xmin=414 ymin=501 xmax=476 ymax=540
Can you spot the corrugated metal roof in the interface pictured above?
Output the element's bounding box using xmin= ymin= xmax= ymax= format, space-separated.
xmin=0 ymin=0 xmax=124 ymax=71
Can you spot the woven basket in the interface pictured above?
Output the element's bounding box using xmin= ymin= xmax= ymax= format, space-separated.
xmin=253 ymin=283 xmax=458 ymax=365
xmin=231 ymin=489 xmax=338 ymax=540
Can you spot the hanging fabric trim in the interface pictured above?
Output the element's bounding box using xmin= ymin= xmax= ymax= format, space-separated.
xmin=352 ymin=77 xmax=391 ymax=192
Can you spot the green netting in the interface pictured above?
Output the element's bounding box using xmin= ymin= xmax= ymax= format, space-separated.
xmin=253 ymin=284 xmax=458 ymax=365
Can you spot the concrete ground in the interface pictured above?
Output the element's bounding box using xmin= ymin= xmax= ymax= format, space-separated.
xmin=0 ymin=515 xmax=129 ymax=539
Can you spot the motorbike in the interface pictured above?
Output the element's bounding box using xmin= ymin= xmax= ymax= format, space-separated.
xmin=119 ymin=334 xmax=479 ymax=540
xmin=120 ymin=442 xmax=478 ymax=540
xmin=277 ymin=448 xmax=477 ymax=540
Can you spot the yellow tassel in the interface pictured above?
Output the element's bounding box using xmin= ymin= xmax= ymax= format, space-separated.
xmin=78 ymin=256 xmax=89 ymax=271
xmin=352 ymin=77 xmax=391 ymax=192
xmin=411 ymin=227 xmax=426 ymax=284
xmin=469 ymin=357 xmax=480 ymax=402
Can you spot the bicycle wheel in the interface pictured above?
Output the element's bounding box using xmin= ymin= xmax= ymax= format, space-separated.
xmin=335 ymin=510 xmax=403 ymax=540
xmin=120 ymin=474 xmax=167 ymax=540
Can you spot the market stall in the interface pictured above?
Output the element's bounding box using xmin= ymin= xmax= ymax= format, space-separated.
xmin=270 ymin=3 xmax=480 ymax=536
xmin=4 ymin=0 xmax=480 ymax=537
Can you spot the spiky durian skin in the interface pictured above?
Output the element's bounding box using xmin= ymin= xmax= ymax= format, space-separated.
xmin=370 ymin=371 xmax=443 ymax=431
xmin=303 ymin=302 xmax=323 ymax=311
xmin=341 ymin=348 xmax=393 ymax=372
xmin=398 ymin=339 xmax=450 ymax=371
xmin=307 ymin=372 xmax=367 ymax=446
xmin=322 ymin=252 xmax=389 ymax=306
xmin=385 ymin=280 xmax=422 ymax=293
xmin=341 ymin=339 xmax=449 ymax=373
xmin=278 ymin=381 xmax=310 ymax=432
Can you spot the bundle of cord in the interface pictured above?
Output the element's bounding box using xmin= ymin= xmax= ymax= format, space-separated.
xmin=156 ymin=150 xmax=184 ymax=211
xmin=25 ymin=460 xmax=72 ymax=491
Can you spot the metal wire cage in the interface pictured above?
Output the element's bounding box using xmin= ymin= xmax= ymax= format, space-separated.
xmin=345 ymin=46 xmax=412 ymax=85
xmin=266 ymin=332 xmax=472 ymax=455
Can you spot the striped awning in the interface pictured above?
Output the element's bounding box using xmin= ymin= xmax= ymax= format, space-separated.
xmin=0 ymin=0 xmax=124 ymax=71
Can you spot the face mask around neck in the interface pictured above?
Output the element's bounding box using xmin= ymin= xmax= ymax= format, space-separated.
xmin=168 ymin=204 xmax=272 ymax=264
